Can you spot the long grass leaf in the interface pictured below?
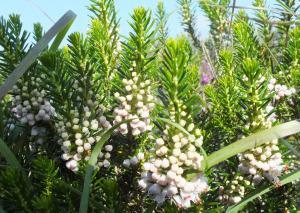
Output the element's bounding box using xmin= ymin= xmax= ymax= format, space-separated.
xmin=281 ymin=139 xmax=300 ymax=158
xmin=206 ymin=120 xmax=300 ymax=169
xmin=226 ymin=169 xmax=300 ymax=212
xmin=158 ymin=117 xmax=190 ymax=135
xmin=0 ymin=10 xmax=76 ymax=100
xmin=50 ymin=16 xmax=76 ymax=51
xmin=79 ymin=124 xmax=121 ymax=213
xmin=0 ymin=138 xmax=22 ymax=169
xmin=0 ymin=206 xmax=6 ymax=213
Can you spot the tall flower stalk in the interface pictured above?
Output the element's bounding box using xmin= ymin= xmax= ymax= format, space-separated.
xmin=139 ymin=38 xmax=208 ymax=208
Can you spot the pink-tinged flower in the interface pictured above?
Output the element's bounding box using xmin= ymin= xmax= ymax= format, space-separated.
xmin=173 ymin=195 xmax=192 ymax=209
xmin=201 ymin=73 xmax=212 ymax=85
xmin=200 ymin=60 xmax=214 ymax=85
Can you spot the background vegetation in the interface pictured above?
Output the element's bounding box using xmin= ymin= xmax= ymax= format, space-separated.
xmin=0 ymin=0 xmax=299 ymax=212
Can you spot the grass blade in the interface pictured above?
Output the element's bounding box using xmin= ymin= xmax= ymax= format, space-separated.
xmin=281 ymin=139 xmax=300 ymax=159
xmin=206 ymin=120 xmax=300 ymax=169
xmin=0 ymin=10 xmax=76 ymax=100
xmin=79 ymin=124 xmax=121 ymax=213
xmin=0 ymin=138 xmax=22 ymax=169
xmin=158 ymin=117 xmax=191 ymax=135
xmin=0 ymin=206 xmax=6 ymax=213
xmin=50 ymin=16 xmax=76 ymax=51
xmin=226 ymin=169 xmax=300 ymax=212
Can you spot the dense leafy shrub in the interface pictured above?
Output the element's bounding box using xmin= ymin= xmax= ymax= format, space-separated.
xmin=0 ymin=0 xmax=299 ymax=212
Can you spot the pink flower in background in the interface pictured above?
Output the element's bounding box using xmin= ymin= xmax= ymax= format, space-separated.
xmin=200 ymin=60 xmax=213 ymax=85
xmin=201 ymin=73 xmax=211 ymax=85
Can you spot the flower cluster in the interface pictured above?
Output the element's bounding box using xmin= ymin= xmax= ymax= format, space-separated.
xmin=138 ymin=123 xmax=208 ymax=208
xmin=10 ymin=77 xmax=55 ymax=145
xmin=237 ymin=75 xmax=285 ymax=185
xmin=113 ymin=72 xmax=155 ymax=136
xmin=218 ymin=175 xmax=250 ymax=204
xmin=11 ymin=79 xmax=55 ymax=126
xmin=238 ymin=138 xmax=283 ymax=185
xmin=56 ymin=105 xmax=112 ymax=172
xmin=181 ymin=3 xmax=191 ymax=24
xmin=267 ymin=78 xmax=296 ymax=100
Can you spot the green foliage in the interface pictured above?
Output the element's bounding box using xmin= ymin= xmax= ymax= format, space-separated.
xmin=286 ymin=26 xmax=300 ymax=118
xmin=67 ymin=32 xmax=101 ymax=103
xmin=0 ymin=157 xmax=79 ymax=212
xmin=0 ymin=167 xmax=33 ymax=212
xmin=0 ymin=14 xmax=29 ymax=78
xmin=178 ymin=0 xmax=201 ymax=49
xmin=232 ymin=11 xmax=260 ymax=61
xmin=119 ymin=7 xmax=157 ymax=81
xmin=204 ymin=50 xmax=238 ymax=147
xmin=159 ymin=37 xmax=200 ymax=120
xmin=39 ymin=50 xmax=71 ymax=114
xmin=88 ymin=0 xmax=120 ymax=99
xmin=198 ymin=0 xmax=231 ymax=49
xmin=275 ymin=0 xmax=299 ymax=47
xmin=31 ymin=157 xmax=59 ymax=211
xmin=92 ymin=178 xmax=121 ymax=212
xmin=155 ymin=0 xmax=169 ymax=47
xmin=33 ymin=23 xmax=43 ymax=43
xmin=237 ymin=59 xmax=271 ymax=130
xmin=252 ymin=0 xmax=274 ymax=66
xmin=0 ymin=0 xmax=300 ymax=212
xmin=284 ymin=25 xmax=300 ymax=67
xmin=204 ymin=75 xmax=241 ymax=148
